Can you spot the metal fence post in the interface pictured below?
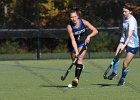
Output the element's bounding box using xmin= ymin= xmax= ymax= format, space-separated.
xmin=37 ymin=0 xmax=40 ymax=60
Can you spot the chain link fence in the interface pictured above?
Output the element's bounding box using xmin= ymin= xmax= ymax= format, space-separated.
xmin=0 ymin=27 xmax=139 ymax=60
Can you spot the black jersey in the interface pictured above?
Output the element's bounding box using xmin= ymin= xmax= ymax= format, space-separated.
xmin=68 ymin=19 xmax=87 ymax=48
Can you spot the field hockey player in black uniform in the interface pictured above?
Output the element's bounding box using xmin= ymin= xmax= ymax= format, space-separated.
xmin=67 ymin=8 xmax=98 ymax=87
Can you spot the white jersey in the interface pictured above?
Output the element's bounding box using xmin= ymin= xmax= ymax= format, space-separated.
xmin=120 ymin=16 xmax=139 ymax=48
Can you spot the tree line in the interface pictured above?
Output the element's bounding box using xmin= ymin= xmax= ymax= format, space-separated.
xmin=0 ymin=0 xmax=140 ymax=53
xmin=0 ymin=0 xmax=140 ymax=28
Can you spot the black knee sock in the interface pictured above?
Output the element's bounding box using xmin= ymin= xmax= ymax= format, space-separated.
xmin=75 ymin=64 xmax=83 ymax=80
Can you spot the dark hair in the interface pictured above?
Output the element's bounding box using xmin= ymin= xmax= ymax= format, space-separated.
xmin=123 ymin=3 xmax=140 ymax=14
xmin=123 ymin=3 xmax=133 ymax=11
xmin=69 ymin=7 xmax=82 ymax=17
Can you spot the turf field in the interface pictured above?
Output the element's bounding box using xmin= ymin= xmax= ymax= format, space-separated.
xmin=0 ymin=58 xmax=140 ymax=100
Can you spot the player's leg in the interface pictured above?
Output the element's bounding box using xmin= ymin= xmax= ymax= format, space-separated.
xmin=108 ymin=44 xmax=122 ymax=80
xmin=107 ymin=60 xmax=120 ymax=80
xmin=70 ymin=51 xmax=76 ymax=61
xmin=75 ymin=46 xmax=86 ymax=79
xmin=68 ymin=41 xmax=76 ymax=61
xmin=118 ymin=47 xmax=138 ymax=86
xmin=72 ymin=44 xmax=87 ymax=87
xmin=118 ymin=52 xmax=134 ymax=86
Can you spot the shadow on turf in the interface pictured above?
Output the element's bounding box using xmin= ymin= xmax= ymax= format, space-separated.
xmin=91 ymin=83 xmax=117 ymax=87
xmin=40 ymin=85 xmax=68 ymax=88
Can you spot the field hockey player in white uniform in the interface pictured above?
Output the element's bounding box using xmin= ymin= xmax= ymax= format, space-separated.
xmin=107 ymin=3 xmax=139 ymax=86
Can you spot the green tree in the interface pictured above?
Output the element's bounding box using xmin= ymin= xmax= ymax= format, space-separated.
xmin=0 ymin=0 xmax=13 ymax=28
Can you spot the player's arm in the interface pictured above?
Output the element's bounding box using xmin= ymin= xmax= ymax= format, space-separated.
xmin=116 ymin=29 xmax=132 ymax=55
xmin=82 ymin=19 xmax=98 ymax=43
xmin=67 ymin=25 xmax=79 ymax=56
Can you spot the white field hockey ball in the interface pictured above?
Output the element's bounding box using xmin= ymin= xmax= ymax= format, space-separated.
xmin=68 ymin=84 xmax=72 ymax=88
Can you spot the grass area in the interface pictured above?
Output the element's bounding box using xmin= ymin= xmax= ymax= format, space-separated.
xmin=0 ymin=59 xmax=140 ymax=100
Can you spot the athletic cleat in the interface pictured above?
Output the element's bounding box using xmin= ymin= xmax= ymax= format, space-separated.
xmin=107 ymin=72 xmax=117 ymax=80
xmin=72 ymin=78 xmax=79 ymax=87
xmin=118 ymin=79 xmax=125 ymax=86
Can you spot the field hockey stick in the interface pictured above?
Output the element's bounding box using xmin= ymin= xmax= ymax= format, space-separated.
xmin=61 ymin=43 xmax=88 ymax=81
xmin=103 ymin=49 xmax=122 ymax=79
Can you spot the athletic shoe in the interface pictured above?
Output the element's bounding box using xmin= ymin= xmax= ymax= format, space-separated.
xmin=72 ymin=78 xmax=79 ymax=87
xmin=118 ymin=79 xmax=125 ymax=86
xmin=107 ymin=72 xmax=117 ymax=80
